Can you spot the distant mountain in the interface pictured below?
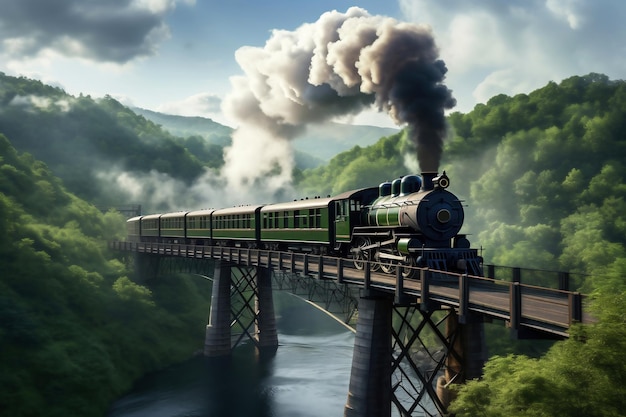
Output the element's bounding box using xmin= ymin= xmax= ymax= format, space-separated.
xmin=134 ymin=108 xmax=399 ymax=162
xmin=294 ymin=122 xmax=399 ymax=161
xmin=0 ymin=72 xmax=397 ymax=212
xmin=133 ymin=107 xmax=232 ymax=146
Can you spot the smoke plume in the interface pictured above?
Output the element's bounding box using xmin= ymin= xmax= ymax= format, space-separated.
xmin=222 ymin=7 xmax=455 ymax=197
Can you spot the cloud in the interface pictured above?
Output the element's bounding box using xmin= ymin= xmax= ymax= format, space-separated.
xmin=0 ymin=0 xmax=194 ymax=63
xmin=97 ymin=165 xmax=274 ymax=212
xmin=399 ymin=0 xmax=626 ymax=111
xmin=7 ymin=94 xmax=72 ymax=113
xmin=221 ymin=6 xmax=457 ymax=196
xmin=156 ymin=93 xmax=222 ymax=117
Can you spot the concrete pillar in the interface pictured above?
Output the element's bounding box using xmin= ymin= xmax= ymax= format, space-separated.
xmin=204 ymin=261 xmax=232 ymax=357
xmin=133 ymin=252 xmax=160 ymax=282
xmin=255 ymin=266 xmax=278 ymax=355
xmin=436 ymin=311 xmax=487 ymax=408
xmin=344 ymin=293 xmax=392 ymax=417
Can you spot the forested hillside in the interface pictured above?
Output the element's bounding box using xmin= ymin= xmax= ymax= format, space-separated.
xmin=0 ymin=73 xmax=396 ymax=211
xmin=0 ymin=134 xmax=212 ymax=416
xmin=0 ymin=74 xmax=210 ymax=211
xmin=298 ymin=73 xmax=626 ymax=282
xmin=1 ymin=71 xmax=625 ymax=416
xmin=295 ymin=74 xmax=626 ymax=416
xmin=446 ymin=73 xmax=626 ymax=284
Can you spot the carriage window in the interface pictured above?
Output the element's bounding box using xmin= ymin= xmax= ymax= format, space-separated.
xmin=335 ymin=201 xmax=345 ymax=218
xmin=294 ymin=210 xmax=308 ymax=228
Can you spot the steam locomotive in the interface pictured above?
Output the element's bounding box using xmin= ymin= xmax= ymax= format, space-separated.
xmin=126 ymin=172 xmax=482 ymax=277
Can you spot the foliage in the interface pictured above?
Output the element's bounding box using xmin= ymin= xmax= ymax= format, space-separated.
xmin=298 ymin=73 xmax=626 ymax=281
xmin=0 ymin=135 xmax=211 ymax=416
xmin=294 ymin=74 xmax=626 ymax=414
xmin=444 ymin=74 xmax=626 ymax=275
xmin=442 ymin=75 xmax=626 ymax=415
xmin=450 ymin=261 xmax=626 ymax=417
xmin=3 ymin=70 xmax=626 ymax=415
xmin=296 ymin=131 xmax=412 ymax=197
xmin=0 ymin=74 xmax=209 ymax=210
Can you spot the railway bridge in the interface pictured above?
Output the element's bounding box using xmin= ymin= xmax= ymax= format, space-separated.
xmin=109 ymin=241 xmax=591 ymax=417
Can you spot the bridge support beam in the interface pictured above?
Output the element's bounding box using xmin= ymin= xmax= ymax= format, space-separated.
xmin=255 ymin=266 xmax=278 ymax=355
xmin=204 ymin=261 xmax=278 ymax=357
xmin=344 ymin=294 xmax=487 ymax=417
xmin=436 ymin=311 xmax=487 ymax=410
xmin=133 ymin=252 xmax=160 ymax=282
xmin=204 ymin=261 xmax=232 ymax=357
xmin=344 ymin=291 xmax=392 ymax=417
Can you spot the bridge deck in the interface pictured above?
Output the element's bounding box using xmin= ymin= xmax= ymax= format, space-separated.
xmin=110 ymin=241 xmax=591 ymax=338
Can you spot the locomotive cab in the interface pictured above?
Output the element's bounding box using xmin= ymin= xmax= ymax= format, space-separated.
xmin=332 ymin=187 xmax=379 ymax=248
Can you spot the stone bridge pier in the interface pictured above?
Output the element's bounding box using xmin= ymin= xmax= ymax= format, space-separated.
xmin=204 ymin=260 xmax=278 ymax=357
xmin=344 ymin=289 xmax=487 ymax=417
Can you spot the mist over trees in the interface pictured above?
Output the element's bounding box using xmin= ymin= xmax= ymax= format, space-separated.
xmin=0 ymin=74 xmax=214 ymax=211
xmin=0 ymin=134 xmax=213 ymax=416
xmin=1 ymin=71 xmax=625 ymax=415
xmin=295 ymin=73 xmax=626 ymax=414
xmin=297 ymin=73 xmax=626 ymax=281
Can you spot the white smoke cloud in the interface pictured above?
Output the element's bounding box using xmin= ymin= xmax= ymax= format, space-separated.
xmin=221 ymin=7 xmax=455 ymax=197
xmin=97 ymin=164 xmax=287 ymax=213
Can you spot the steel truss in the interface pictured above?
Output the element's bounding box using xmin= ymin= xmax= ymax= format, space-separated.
xmin=391 ymin=306 xmax=463 ymax=417
xmin=273 ymin=270 xmax=360 ymax=326
xmin=228 ymin=265 xmax=265 ymax=351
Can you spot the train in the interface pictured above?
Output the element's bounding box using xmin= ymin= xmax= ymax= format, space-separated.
xmin=126 ymin=172 xmax=483 ymax=278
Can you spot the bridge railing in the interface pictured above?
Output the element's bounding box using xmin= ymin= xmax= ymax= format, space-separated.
xmin=109 ymin=241 xmax=590 ymax=337
xmin=484 ymin=264 xmax=588 ymax=291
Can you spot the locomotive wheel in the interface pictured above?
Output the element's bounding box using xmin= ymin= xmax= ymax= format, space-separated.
xmin=351 ymin=237 xmax=370 ymax=270
xmin=379 ymin=249 xmax=396 ymax=274
xmin=401 ymin=257 xmax=417 ymax=279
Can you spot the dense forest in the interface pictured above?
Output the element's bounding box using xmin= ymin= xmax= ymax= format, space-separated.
xmin=297 ymin=73 xmax=626 ymax=415
xmin=1 ymin=72 xmax=625 ymax=416
xmin=0 ymin=133 xmax=215 ymax=416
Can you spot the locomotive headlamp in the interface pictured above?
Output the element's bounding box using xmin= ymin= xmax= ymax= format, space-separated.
xmin=433 ymin=171 xmax=450 ymax=189
xmin=437 ymin=209 xmax=451 ymax=223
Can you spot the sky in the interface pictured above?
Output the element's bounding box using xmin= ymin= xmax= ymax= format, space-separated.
xmin=1 ymin=0 xmax=624 ymax=129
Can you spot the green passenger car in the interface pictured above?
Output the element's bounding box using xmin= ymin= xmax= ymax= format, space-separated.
xmin=186 ymin=209 xmax=215 ymax=244
xmin=211 ymin=205 xmax=263 ymax=245
xmin=140 ymin=213 xmax=161 ymax=238
xmin=260 ymin=198 xmax=333 ymax=246
xmin=126 ymin=216 xmax=142 ymax=242
xmin=260 ymin=187 xmax=379 ymax=250
xmin=160 ymin=211 xmax=187 ymax=239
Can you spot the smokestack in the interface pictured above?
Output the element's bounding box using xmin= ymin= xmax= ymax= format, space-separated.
xmin=221 ymin=7 xmax=455 ymax=195
xmin=421 ymin=172 xmax=437 ymax=191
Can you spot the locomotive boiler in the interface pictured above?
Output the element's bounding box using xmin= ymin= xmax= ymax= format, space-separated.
xmin=349 ymin=172 xmax=480 ymax=277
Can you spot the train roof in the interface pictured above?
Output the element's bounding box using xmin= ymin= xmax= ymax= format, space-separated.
xmin=141 ymin=213 xmax=162 ymax=220
xmin=187 ymin=208 xmax=216 ymax=217
xmin=127 ymin=215 xmax=142 ymax=222
xmin=261 ymin=187 xmax=378 ymax=212
xmin=160 ymin=211 xmax=188 ymax=219
xmin=261 ymin=196 xmax=333 ymax=211
xmin=212 ymin=204 xmax=264 ymax=216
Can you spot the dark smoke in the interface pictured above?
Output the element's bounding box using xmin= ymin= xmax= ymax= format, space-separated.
xmin=221 ymin=7 xmax=455 ymax=196
xmin=389 ymin=60 xmax=456 ymax=171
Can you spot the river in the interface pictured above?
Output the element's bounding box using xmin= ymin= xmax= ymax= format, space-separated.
xmin=106 ymin=294 xmax=356 ymax=417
